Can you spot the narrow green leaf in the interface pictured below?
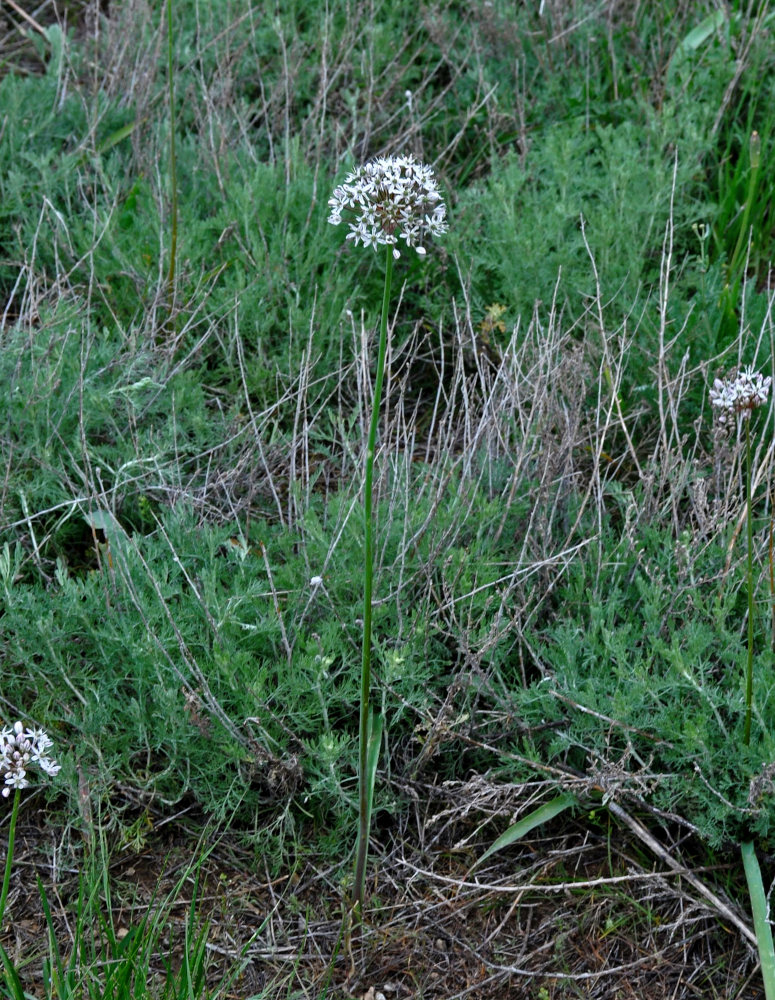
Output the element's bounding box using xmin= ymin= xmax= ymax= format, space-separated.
xmin=472 ymin=793 xmax=576 ymax=870
xmin=364 ymin=710 xmax=384 ymax=833
xmin=0 ymin=942 xmax=26 ymax=1000
xmin=96 ymin=120 xmax=140 ymax=156
xmin=741 ymin=840 xmax=775 ymax=1000
xmin=37 ymin=875 xmax=66 ymax=996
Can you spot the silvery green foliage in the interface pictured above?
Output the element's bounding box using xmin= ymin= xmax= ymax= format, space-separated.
xmin=328 ymin=155 xmax=448 ymax=258
xmin=710 ymin=367 xmax=772 ymax=423
xmin=1 ymin=721 xmax=60 ymax=797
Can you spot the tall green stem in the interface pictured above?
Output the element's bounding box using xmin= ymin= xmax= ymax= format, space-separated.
xmin=352 ymin=247 xmax=393 ymax=916
xmin=0 ymin=790 xmax=21 ymax=929
xmin=164 ymin=0 xmax=179 ymax=328
xmin=744 ymin=417 xmax=754 ymax=747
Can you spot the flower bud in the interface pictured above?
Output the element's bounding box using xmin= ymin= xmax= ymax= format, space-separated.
xmin=750 ymin=131 xmax=761 ymax=171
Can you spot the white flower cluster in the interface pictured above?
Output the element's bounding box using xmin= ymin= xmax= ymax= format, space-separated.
xmin=1 ymin=721 xmax=60 ymax=797
xmin=328 ymin=154 xmax=448 ymax=258
xmin=710 ymin=367 xmax=772 ymax=423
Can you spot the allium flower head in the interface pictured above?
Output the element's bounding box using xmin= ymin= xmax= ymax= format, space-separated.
xmin=710 ymin=367 xmax=772 ymax=424
xmin=1 ymin=720 xmax=60 ymax=798
xmin=328 ymin=154 xmax=448 ymax=258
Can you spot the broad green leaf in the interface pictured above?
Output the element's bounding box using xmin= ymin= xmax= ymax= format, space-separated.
xmin=667 ymin=10 xmax=729 ymax=86
xmin=82 ymin=509 xmax=125 ymax=536
xmin=677 ymin=9 xmax=728 ymax=53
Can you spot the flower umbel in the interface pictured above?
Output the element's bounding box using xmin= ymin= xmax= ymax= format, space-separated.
xmin=710 ymin=367 xmax=772 ymax=424
xmin=328 ymin=154 xmax=448 ymax=258
xmin=1 ymin=721 xmax=60 ymax=797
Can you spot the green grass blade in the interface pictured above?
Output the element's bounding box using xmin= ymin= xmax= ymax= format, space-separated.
xmin=96 ymin=121 xmax=140 ymax=156
xmin=365 ymin=710 xmax=384 ymax=834
xmin=0 ymin=941 xmax=26 ymax=1000
xmin=472 ymin=793 xmax=576 ymax=871
xmin=36 ymin=875 xmax=66 ymax=997
xmin=741 ymin=840 xmax=775 ymax=1000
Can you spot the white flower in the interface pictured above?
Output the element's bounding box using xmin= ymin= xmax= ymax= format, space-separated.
xmin=710 ymin=367 xmax=772 ymax=423
xmin=0 ymin=720 xmax=60 ymax=794
xmin=328 ymin=155 xmax=448 ymax=258
xmin=310 ymin=576 xmax=323 ymax=588
xmin=4 ymin=770 xmax=28 ymax=791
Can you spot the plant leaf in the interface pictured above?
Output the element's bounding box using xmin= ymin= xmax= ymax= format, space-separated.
xmin=472 ymin=793 xmax=576 ymax=871
xmin=364 ymin=710 xmax=384 ymax=834
xmin=667 ymin=10 xmax=729 ymax=85
xmin=82 ymin=509 xmax=124 ymax=536
xmin=0 ymin=941 xmax=26 ymax=1000
xmin=676 ymin=9 xmax=728 ymax=53
xmin=741 ymin=839 xmax=775 ymax=1000
xmin=96 ymin=120 xmax=141 ymax=156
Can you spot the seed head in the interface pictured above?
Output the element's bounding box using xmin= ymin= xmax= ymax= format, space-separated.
xmin=710 ymin=367 xmax=772 ymax=424
xmin=328 ymin=154 xmax=448 ymax=258
xmin=1 ymin=721 xmax=60 ymax=797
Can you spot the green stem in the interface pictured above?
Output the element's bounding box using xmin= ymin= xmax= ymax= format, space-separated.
xmin=745 ymin=417 xmax=754 ymax=747
xmin=165 ymin=0 xmax=179 ymax=325
xmin=352 ymin=246 xmax=393 ymax=917
xmin=0 ymin=789 xmax=21 ymax=929
xmin=742 ymin=839 xmax=775 ymax=1000
xmin=769 ymin=509 xmax=775 ymax=651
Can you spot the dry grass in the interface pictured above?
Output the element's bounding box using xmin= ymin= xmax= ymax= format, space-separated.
xmin=1 ymin=781 xmax=763 ymax=999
